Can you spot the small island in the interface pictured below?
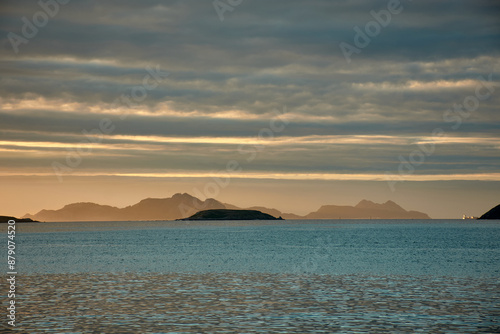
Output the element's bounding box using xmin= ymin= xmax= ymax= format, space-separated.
xmin=0 ymin=215 xmax=39 ymax=223
xmin=178 ymin=209 xmax=283 ymax=221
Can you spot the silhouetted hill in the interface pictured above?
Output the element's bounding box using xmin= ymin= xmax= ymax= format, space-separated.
xmin=0 ymin=215 xmax=39 ymax=223
xmin=24 ymin=203 xmax=122 ymax=222
xmin=305 ymin=200 xmax=430 ymax=219
xmin=178 ymin=209 xmax=282 ymax=221
xmin=24 ymin=193 xmax=225 ymax=222
xmin=478 ymin=204 xmax=500 ymax=219
xmin=120 ymin=193 xmax=225 ymax=220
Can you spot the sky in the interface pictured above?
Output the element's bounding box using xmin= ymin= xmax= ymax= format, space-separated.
xmin=0 ymin=0 xmax=499 ymax=219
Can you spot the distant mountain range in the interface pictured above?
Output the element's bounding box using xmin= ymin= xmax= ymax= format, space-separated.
xmin=21 ymin=193 xmax=431 ymax=222
xmin=305 ymin=199 xmax=430 ymax=219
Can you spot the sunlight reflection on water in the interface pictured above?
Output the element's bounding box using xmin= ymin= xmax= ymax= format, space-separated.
xmin=3 ymin=220 xmax=499 ymax=332
xmin=13 ymin=272 xmax=500 ymax=333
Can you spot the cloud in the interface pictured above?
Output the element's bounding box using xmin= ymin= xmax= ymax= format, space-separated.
xmin=0 ymin=0 xmax=499 ymax=186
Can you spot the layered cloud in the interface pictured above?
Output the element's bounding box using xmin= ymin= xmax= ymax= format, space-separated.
xmin=0 ymin=0 xmax=499 ymax=183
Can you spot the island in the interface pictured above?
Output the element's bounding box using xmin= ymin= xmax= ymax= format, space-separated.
xmin=478 ymin=204 xmax=500 ymax=220
xmin=178 ymin=209 xmax=283 ymax=221
xmin=0 ymin=216 xmax=39 ymax=223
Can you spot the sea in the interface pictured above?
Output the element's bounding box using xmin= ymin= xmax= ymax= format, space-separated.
xmin=1 ymin=219 xmax=499 ymax=333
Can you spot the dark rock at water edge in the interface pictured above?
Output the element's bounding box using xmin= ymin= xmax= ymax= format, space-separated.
xmin=0 ymin=216 xmax=39 ymax=223
xmin=478 ymin=204 xmax=500 ymax=219
xmin=178 ymin=209 xmax=283 ymax=221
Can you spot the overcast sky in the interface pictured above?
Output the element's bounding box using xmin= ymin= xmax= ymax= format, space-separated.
xmin=1 ymin=0 xmax=499 ymax=218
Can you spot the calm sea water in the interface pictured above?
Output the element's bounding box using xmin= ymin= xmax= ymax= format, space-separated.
xmin=2 ymin=219 xmax=500 ymax=332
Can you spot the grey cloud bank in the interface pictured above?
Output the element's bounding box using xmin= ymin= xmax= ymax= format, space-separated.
xmin=0 ymin=0 xmax=499 ymax=218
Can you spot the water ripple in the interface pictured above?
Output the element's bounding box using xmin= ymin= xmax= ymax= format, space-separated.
xmin=7 ymin=272 xmax=499 ymax=333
